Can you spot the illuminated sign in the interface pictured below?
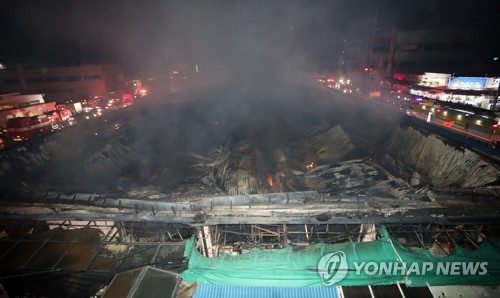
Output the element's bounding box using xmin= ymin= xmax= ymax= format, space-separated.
xmin=423 ymin=72 xmax=451 ymax=79
xmin=420 ymin=72 xmax=451 ymax=87
xmin=486 ymin=77 xmax=500 ymax=89
xmin=448 ymin=77 xmax=487 ymax=89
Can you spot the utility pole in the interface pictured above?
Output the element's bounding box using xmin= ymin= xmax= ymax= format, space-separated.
xmin=366 ymin=8 xmax=379 ymax=72
xmin=363 ymin=7 xmax=379 ymax=95
xmin=385 ymin=27 xmax=397 ymax=78
xmin=493 ymin=80 xmax=500 ymax=112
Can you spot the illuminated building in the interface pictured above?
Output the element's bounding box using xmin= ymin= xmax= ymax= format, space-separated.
xmin=0 ymin=64 xmax=125 ymax=102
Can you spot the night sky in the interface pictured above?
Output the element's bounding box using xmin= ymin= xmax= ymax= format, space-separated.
xmin=1 ymin=0 xmax=498 ymax=76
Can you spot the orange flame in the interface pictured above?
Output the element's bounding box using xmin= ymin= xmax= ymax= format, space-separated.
xmin=266 ymin=173 xmax=273 ymax=187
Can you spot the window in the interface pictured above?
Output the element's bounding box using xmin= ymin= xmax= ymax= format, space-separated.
xmin=84 ymin=74 xmax=102 ymax=80
xmin=424 ymin=42 xmax=449 ymax=51
xmin=399 ymin=43 xmax=420 ymax=51
xmin=44 ymin=76 xmax=62 ymax=82
xmin=27 ymin=77 xmax=44 ymax=83
xmin=451 ymin=42 xmax=478 ymax=51
xmin=3 ymin=78 xmax=21 ymax=84
xmin=64 ymin=75 xmax=82 ymax=81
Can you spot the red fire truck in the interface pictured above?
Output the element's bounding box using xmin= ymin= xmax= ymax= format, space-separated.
xmin=6 ymin=113 xmax=59 ymax=141
xmin=56 ymin=105 xmax=74 ymax=122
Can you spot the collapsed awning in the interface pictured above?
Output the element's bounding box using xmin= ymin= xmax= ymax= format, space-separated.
xmin=181 ymin=226 xmax=500 ymax=287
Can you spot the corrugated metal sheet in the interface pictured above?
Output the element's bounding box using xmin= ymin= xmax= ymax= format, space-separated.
xmin=341 ymin=285 xmax=434 ymax=298
xmin=194 ymin=284 xmax=340 ymax=298
xmin=194 ymin=284 xmax=436 ymax=298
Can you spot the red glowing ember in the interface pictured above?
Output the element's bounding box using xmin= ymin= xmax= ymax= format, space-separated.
xmin=266 ymin=173 xmax=273 ymax=187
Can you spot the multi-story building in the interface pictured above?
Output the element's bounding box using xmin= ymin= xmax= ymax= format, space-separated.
xmin=0 ymin=64 xmax=125 ymax=101
xmin=369 ymin=29 xmax=498 ymax=78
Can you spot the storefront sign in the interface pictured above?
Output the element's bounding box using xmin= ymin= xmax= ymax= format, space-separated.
xmin=486 ymin=77 xmax=500 ymax=89
xmin=420 ymin=72 xmax=451 ymax=87
xmin=448 ymin=77 xmax=487 ymax=89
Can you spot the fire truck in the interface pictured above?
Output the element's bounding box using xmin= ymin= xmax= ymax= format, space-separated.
xmin=56 ymin=104 xmax=74 ymax=121
xmin=126 ymin=79 xmax=148 ymax=98
xmin=6 ymin=113 xmax=60 ymax=141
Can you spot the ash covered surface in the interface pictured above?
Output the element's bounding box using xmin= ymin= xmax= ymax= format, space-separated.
xmin=0 ymin=81 xmax=498 ymax=202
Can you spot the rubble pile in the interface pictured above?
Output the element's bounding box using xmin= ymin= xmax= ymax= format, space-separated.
xmin=385 ymin=127 xmax=500 ymax=188
xmin=304 ymin=159 xmax=413 ymax=198
xmin=156 ymin=123 xmax=357 ymax=199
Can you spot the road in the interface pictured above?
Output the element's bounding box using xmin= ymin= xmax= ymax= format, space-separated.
xmin=379 ymin=96 xmax=500 ymax=158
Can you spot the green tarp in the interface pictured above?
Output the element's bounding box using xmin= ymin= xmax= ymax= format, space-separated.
xmin=181 ymin=226 xmax=500 ymax=287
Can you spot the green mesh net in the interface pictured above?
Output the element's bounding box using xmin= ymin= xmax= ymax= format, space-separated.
xmin=181 ymin=226 xmax=500 ymax=287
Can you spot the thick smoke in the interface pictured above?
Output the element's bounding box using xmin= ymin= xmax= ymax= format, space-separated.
xmin=126 ymin=1 xmax=350 ymax=189
xmin=143 ymin=0 xmax=321 ymax=82
xmin=3 ymin=0 xmax=481 ymax=195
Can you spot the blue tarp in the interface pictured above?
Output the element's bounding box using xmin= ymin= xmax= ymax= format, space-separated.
xmin=193 ymin=284 xmax=340 ymax=298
